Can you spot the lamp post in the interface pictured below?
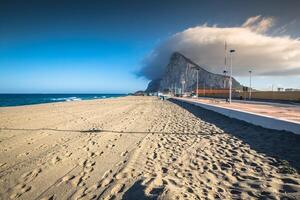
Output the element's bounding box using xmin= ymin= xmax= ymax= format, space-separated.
xmin=191 ymin=66 xmax=200 ymax=98
xmin=181 ymin=80 xmax=185 ymax=96
xmin=204 ymin=80 xmax=206 ymax=97
xmin=174 ymin=84 xmax=176 ymax=96
xmin=223 ymin=70 xmax=229 ymax=90
xmin=185 ymin=63 xmax=191 ymax=94
xmin=249 ymin=70 xmax=252 ymax=100
xmin=195 ymin=68 xmax=200 ymax=98
xmin=229 ymin=49 xmax=235 ymax=103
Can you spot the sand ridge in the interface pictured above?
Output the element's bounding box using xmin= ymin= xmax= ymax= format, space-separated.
xmin=0 ymin=96 xmax=299 ymax=199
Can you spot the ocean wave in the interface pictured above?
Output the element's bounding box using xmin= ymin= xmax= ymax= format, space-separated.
xmin=50 ymin=98 xmax=66 ymax=101
xmin=66 ymin=97 xmax=82 ymax=101
xmin=0 ymin=94 xmax=126 ymax=107
xmin=51 ymin=97 xmax=82 ymax=102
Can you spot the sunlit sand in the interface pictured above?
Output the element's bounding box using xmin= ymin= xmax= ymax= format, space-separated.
xmin=0 ymin=96 xmax=299 ymax=199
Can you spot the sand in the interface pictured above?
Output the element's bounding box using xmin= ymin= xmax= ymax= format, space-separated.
xmin=0 ymin=96 xmax=299 ymax=200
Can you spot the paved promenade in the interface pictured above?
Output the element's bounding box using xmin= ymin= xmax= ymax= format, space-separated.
xmin=174 ymin=97 xmax=300 ymax=134
xmin=181 ymin=97 xmax=300 ymax=123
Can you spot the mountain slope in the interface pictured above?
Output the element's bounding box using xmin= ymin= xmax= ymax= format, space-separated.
xmin=146 ymin=52 xmax=242 ymax=93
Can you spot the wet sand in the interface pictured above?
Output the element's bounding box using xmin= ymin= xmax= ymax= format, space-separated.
xmin=0 ymin=96 xmax=299 ymax=199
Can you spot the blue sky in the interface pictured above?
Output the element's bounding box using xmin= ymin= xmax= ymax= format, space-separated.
xmin=0 ymin=0 xmax=299 ymax=93
xmin=0 ymin=36 xmax=150 ymax=93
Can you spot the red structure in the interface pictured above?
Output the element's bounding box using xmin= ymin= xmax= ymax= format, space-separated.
xmin=195 ymin=89 xmax=231 ymax=95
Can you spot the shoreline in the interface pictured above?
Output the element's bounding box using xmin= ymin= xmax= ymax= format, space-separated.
xmin=1 ymin=96 xmax=299 ymax=199
xmin=0 ymin=94 xmax=127 ymax=108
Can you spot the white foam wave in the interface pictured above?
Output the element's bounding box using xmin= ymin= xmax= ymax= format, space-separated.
xmin=51 ymin=97 xmax=82 ymax=102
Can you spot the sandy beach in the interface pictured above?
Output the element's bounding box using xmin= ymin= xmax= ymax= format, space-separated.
xmin=0 ymin=96 xmax=300 ymax=200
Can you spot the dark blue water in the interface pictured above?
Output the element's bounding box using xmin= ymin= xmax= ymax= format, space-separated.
xmin=0 ymin=94 xmax=126 ymax=107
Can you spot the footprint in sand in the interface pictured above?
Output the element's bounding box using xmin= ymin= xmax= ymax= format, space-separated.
xmin=101 ymin=177 xmax=114 ymax=187
xmin=21 ymin=168 xmax=42 ymax=182
xmin=17 ymin=152 xmax=30 ymax=158
xmin=95 ymin=151 xmax=104 ymax=156
xmin=79 ymin=159 xmax=88 ymax=167
xmin=115 ymin=172 xmax=129 ymax=180
xmin=10 ymin=184 xmax=32 ymax=199
xmin=61 ymin=175 xmax=75 ymax=183
xmin=40 ymin=195 xmax=54 ymax=200
xmin=86 ymin=182 xmax=101 ymax=193
xmin=36 ymin=144 xmax=47 ymax=150
xmin=85 ymin=161 xmax=95 ymax=168
xmin=120 ymin=151 xmax=128 ymax=157
xmin=116 ymin=159 xmax=127 ymax=167
xmin=102 ymin=169 xmax=113 ymax=179
xmin=72 ymin=186 xmax=87 ymax=199
xmin=111 ymin=183 xmax=125 ymax=195
xmin=51 ymin=156 xmax=61 ymax=164
xmin=84 ymin=166 xmax=94 ymax=173
xmin=281 ymin=178 xmax=299 ymax=185
xmin=64 ymin=152 xmax=72 ymax=157
xmin=106 ymin=144 xmax=115 ymax=149
xmin=88 ymin=152 xmax=95 ymax=158
xmin=71 ymin=176 xmax=83 ymax=187
xmin=0 ymin=162 xmax=7 ymax=167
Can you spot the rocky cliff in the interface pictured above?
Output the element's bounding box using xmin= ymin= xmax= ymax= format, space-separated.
xmin=145 ymin=52 xmax=242 ymax=93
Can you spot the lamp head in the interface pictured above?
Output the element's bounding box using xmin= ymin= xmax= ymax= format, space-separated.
xmin=230 ymin=49 xmax=235 ymax=53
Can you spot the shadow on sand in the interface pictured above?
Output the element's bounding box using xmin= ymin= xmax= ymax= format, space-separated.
xmin=121 ymin=180 xmax=164 ymax=200
xmin=169 ymin=99 xmax=300 ymax=172
xmin=0 ymin=127 xmax=214 ymax=137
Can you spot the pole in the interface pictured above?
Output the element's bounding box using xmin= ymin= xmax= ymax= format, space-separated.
xmin=185 ymin=64 xmax=189 ymax=94
xmin=229 ymin=52 xmax=232 ymax=103
xmin=204 ymin=80 xmax=206 ymax=97
xmin=196 ymin=70 xmax=199 ymax=98
xmin=181 ymin=81 xmax=185 ymax=96
xmin=271 ymin=84 xmax=274 ymax=99
xmin=249 ymin=70 xmax=252 ymax=100
xmin=224 ymin=41 xmax=227 ymax=89
xmin=174 ymin=83 xmax=176 ymax=96
xmin=223 ymin=71 xmax=227 ymax=88
xmin=229 ymin=49 xmax=235 ymax=103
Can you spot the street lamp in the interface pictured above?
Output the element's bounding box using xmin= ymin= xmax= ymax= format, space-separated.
xmin=229 ymin=49 xmax=235 ymax=103
xmin=197 ymin=69 xmax=199 ymax=98
xmin=223 ymin=70 xmax=228 ymax=88
xmin=249 ymin=70 xmax=252 ymax=100
xmin=181 ymin=80 xmax=185 ymax=96
xmin=191 ymin=66 xmax=200 ymax=98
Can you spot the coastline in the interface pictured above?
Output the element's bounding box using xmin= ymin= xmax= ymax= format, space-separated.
xmin=0 ymin=96 xmax=299 ymax=199
xmin=0 ymin=93 xmax=127 ymax=107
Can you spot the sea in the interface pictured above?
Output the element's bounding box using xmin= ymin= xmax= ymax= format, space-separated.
xmin=0 ymin=94 xmax=127 ymax=107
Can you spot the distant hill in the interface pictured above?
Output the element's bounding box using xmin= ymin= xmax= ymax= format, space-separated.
xmin=145 ymin=52 xmax=242 ymax=93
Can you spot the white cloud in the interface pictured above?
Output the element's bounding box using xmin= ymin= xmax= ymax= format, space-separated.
xmin=242 ymin=15 xmax=274 ymax=33
xmin=139 ymin=16 xmax=300 ymax=80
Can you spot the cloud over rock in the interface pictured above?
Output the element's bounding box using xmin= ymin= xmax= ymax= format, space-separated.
xmin=139 ymin=16 xmax=300 ymax=80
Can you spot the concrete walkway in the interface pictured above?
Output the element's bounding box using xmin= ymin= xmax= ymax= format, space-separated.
xmin=173 ymin=97 xmax=300 ymax=134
